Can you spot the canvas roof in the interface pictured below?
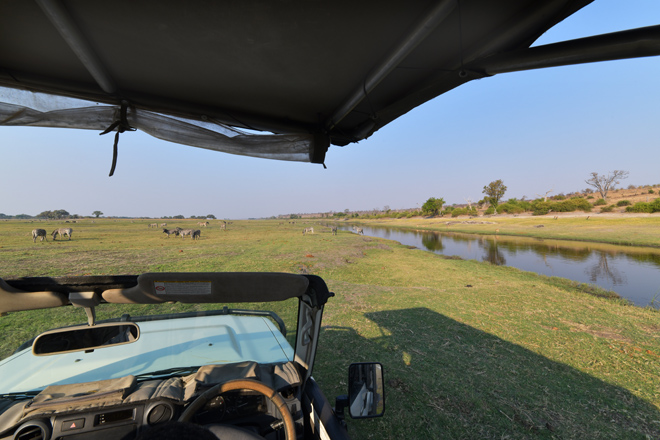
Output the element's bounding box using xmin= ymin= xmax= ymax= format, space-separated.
xmin=1 ymin=0 xmax=659 ymax=165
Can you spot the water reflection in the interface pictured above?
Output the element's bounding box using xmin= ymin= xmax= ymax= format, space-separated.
xmin=421 ymin=232 xmax=444 ymax=252
xmin=587 ymin=253 xmax=625 ymax=286
xmin=338 ymin=225 xmax=660 ymax=308
xmin=483 ymin=241 xmax=506 ymax=266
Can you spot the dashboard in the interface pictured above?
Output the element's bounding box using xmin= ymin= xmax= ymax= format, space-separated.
xmin=0 ymin=380 xmax=302 ymax=440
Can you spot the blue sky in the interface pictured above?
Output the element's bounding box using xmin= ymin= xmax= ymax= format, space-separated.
xmin=2 ymin=0 xmax=659 ymax=219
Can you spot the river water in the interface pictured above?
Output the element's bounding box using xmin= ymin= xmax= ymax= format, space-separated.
xmin=338 ymin=225 xmax=660 ymax=308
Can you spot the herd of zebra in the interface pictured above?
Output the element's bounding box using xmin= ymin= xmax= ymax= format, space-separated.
xmin=161 ymin=227 xmax=201 ymax=239
xmin=30 ymin=222 xmax=363 ymax=243
xmin=31 ymin=228 xmax=72 ymax=242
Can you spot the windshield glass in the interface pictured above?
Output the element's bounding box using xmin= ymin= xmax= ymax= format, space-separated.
xmin=0 ymin=299 xmax=299 ymax=395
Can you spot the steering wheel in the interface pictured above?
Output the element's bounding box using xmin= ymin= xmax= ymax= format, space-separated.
xmin=178 ymin=379 xmax=296 ymax=440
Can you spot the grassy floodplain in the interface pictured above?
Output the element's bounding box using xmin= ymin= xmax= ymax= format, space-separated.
xmin=1 ymin=218 xmax=659 ymax=439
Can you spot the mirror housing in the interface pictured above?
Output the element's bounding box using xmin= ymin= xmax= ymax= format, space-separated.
xmin=32 ymin=323 xmax=140 ymax=356
xmin=347 ymin=362 xmax=385 ymax=419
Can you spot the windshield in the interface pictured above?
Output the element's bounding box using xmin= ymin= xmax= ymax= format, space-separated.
xmin=0 ymin=299 xmax=299 ymax=395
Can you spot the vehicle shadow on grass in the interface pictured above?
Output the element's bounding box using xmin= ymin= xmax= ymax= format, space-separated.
xmin=315 ymin=308 xmax=660 ymax=440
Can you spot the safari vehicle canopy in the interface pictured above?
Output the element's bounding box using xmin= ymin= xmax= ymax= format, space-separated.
xmin=2 ymin=0 xmax=659 ymax=167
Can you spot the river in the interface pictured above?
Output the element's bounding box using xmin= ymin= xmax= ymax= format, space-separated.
xmin=338 ymin=225 xmax=660 ymax=308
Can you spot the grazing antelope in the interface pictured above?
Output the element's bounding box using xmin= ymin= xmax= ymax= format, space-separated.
xmin=303 ymin=227 xmax=314 ymax=235
xmin=192 ymin=229 xmax=201 ymax=240
xmin=32 ymin=229 xmax=47 ymax=242
xmin=355 ymin=227 xmax=364 ymax=235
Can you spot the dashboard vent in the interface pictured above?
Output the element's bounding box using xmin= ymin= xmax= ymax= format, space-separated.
xmin=14 ymin=420 xmax=50 ymax=440
xmin=146 ymin=403 xmax=174 ymax=426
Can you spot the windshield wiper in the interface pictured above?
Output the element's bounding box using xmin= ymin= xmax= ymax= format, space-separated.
xmin=134 ymin=366 xmax=200 ymax=381
xmin=0 ymin=391 xmax=41 ymax=401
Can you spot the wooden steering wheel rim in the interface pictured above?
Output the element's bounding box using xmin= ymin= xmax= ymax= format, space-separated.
xmin=178 ymin=378 xmax=296 ymax=440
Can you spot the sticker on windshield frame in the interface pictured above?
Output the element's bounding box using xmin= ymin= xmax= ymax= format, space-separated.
xmin=154 ymin=281 xmax=212 ymax=296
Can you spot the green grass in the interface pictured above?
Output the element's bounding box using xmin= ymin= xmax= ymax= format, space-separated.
xmin=1 ymin=219 xmax=659 ymax=439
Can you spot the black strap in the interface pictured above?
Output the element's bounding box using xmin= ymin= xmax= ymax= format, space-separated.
xmin=100 ymin=102 xmax=135 ymax=176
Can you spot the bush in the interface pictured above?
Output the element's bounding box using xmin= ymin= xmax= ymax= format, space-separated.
xmin=553 ymin=199 xmax=592 ymax=212
xmin=626 ymin=203 xmax=653 ymax=213
xmin=587 ymin=195 xmax=594 ymax=199
xmin=600 ymin=205 xmax=615 ymax=212
xmin=649 ymin=189 xmax=655 ymax=194
xmin=451 ymin=207 xmax=478 ymax=217
xmin=594 ymin=198 xmax=607 ymax=206
xmin=497 ymin=202 xmax=526 ymax=214
xmin=617 ymin=200 xmax=631 ymax=206
xmin=531 ymin=201 xmax=552 ymax=216
xmin=484 ymin=206 xmax=496 ymax=215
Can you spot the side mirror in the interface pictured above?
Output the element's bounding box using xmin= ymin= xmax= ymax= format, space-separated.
xmin=348 ymin=362 xmax=385 ymax=418
xmin=33 ymin=323 xmax=140 ymax=356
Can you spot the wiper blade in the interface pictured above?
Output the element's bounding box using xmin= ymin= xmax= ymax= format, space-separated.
xmin=0 ymin=391 xmax=41 ymax=400
xmin=134 ymin=366 xmax=200 ymax=380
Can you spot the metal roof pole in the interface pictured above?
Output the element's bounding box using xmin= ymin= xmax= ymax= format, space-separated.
xmin=324 ymin=0 xmax=457 ymax=132
xmin=35 ymin=0 xmax=117 ymax=94
xmin=476 ymin=25 xmax=660 ymax=75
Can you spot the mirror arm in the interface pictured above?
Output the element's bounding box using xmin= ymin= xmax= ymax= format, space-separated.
xmin=69 ymin=291 xmax=101 ymax=326
xmin=334 ymin=394 xmax=348 ymax=423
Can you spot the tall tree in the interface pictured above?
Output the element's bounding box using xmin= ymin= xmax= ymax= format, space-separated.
xmin=422 ymin=197 xmax=445 ymax=216
xmin=585 ymin=170 xmax=629 ymax=201
xmin=482 ymin=180 xmax=507 ymax=207
xmin=92 ymin=211 xmax=103 ymax=218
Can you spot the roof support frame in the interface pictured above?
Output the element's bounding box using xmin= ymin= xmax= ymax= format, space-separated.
xmin=474 ymin=25 xmax=660 ymax=75
xmin=35 ymin=0 xmax=118 ymax=94
xmin=324 ymin=0 xmax=458 ymax=133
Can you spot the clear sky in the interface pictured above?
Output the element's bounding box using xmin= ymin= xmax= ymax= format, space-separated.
xmin=2 ymin=0 xmax=659 ymax=219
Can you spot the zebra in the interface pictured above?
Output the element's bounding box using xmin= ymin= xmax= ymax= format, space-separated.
xmin=303 ymin=227 xmax=314 ymax=235
xmin=162 ymin=228 xmax=179 ymax=238
xmin=331 ymin=226 xmax=338 ymax=235
xmin=192 ymin=229 xmax=201 ymax=240
xmin=32 ymin=229 xmax=47 ymax=242
xmin=179 ymin=229 xmax=194 ymax=238
xmin=52 ymin=227 xmax=73 ymax=240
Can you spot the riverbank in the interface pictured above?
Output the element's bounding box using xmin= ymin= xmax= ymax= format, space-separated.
xmin=339 ymin=212 xmax=660 ymax=248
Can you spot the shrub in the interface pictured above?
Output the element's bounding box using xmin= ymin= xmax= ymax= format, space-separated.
xmin=626 ymin=203 xmax=653 ymax=213
xmin=617 ymin=200 xmax=631 ymax=206
xmin=497 ymin=202 xmax=526 ymax=214
xmin=651 ymin=198 xmax=660 ymax=213
xmin=594 ymin=198 xmax=607 ymax=206
xmin=531 ymin=201 xmax=552 ymax=216
xmin=484 ymin=206 xmax=496 ymax=215
xmin=587 ymin=195 xmax=594 ymax=199
xmin=451 ymin=207 xmax=478 ymax=217
xmin=600 ymin=205 xmax=615 ymax=212
xmin=649 ymin=189 xmax=655 ymax=194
